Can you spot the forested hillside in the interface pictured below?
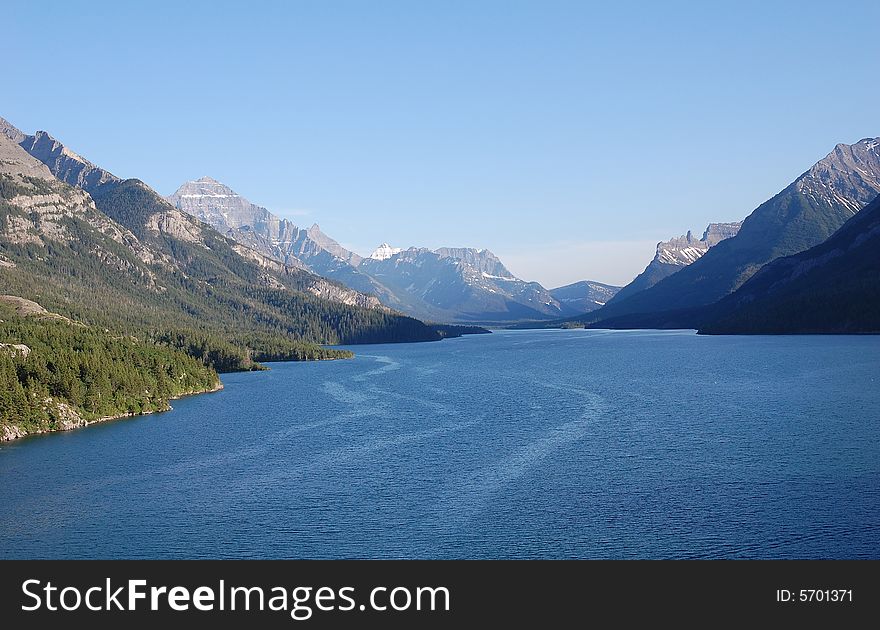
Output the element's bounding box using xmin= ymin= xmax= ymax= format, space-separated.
xmin=0 ymin=297 xmax=220 ymax=440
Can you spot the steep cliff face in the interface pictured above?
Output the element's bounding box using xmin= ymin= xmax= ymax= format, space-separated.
xmin=610 ymin=221 xmax=741 ymax=304
xmin=169 ymin=177 xmax=288 ymax=239
xmin=18 ymin=131 xmax=118 ymax=193
xmin=655 ymin=222 xmax=742 ymax=266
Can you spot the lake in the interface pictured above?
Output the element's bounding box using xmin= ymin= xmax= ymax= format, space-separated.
xmin=1 ymin=329 xmax=878 ymax=558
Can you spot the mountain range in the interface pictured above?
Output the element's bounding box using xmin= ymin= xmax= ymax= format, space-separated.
xmin=167 ymin=177 xmax=619 ymax=322
xmin=4 ymin=112 xmax=877 ymax=346
xmin=0 ymin=117 xmax=446 ymax=373
xmin=4 ymin=108 xmax=878 ymax=441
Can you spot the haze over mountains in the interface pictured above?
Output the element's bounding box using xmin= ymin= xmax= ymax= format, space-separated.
xmin=168 ymin=177 xmax=619 ymax=322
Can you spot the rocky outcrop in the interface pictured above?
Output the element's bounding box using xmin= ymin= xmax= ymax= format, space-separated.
xmin=0 ymin=116 xmax=26 ymax=143
xmin=18 ymin=131 xmax=119 ymax=193
xmin=0 ymin=295 xmax=51 ymax=316
xmin=0 ymin=343 xmax=30 ymax=358
xmin=655 ymin=222 xmax=742 ymax=266
xmin=0 ymin=382 xmax=224 ymax=442
xmin=608 ymin=221 xmax=742 ymax=305
xmin=306 ymin=278 xmax=385 ymax=310
xmin=0 ymin=424 xmax=27 ymax=441
xmin=145 ymin=208 xmax=204 ymax=244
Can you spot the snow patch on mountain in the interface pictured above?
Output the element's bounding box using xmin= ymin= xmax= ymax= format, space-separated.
xmin=369 ymin=243 xmax=403 ymax=260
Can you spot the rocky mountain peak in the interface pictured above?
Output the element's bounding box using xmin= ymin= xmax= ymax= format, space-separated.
xmin=0 ymin=116 xmax=25 ymax=143
xmin=701 ymin=222 xmax=742 ymax=246
xmin=434 ymin=247 xmax=511 ymax=277
xmin=167 ymin=177 xmax=279 ymax=234
xmin=172 ymin=177 xmax=238 ymax=198
xmin=655 ymin=221 xmax=742 ymax=266
xmin=796 ymin=136 xmax=880 ymax=214
xmin=369 ymin=243 xmax=403 ymax=261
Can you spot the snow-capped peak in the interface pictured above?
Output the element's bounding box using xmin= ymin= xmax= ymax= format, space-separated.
xmin=369 ymin=243 xmax=402 ymax=261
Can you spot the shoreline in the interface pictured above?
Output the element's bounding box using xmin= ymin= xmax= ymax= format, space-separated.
xmin=0 ymin=380 xmax=224 ymax=443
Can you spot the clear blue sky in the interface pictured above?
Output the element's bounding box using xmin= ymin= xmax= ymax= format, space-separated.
xmin=3 ymin=1 xmax=878 ymax=286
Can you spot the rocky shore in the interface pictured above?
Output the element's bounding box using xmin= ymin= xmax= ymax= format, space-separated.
xmin=0 ymin=380 xmax=223 ymax=443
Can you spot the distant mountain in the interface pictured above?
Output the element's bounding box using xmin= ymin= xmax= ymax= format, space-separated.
xmin=699 ymin=193 xmax=880 ymax=334
xmin=369 ymin=243 xmax=403 ymax=260
xmin=168 ymin=177 xmax=582 ymax=322
xmin=167 ymin=178 xmax=401 ymax=302
xmin=549 ymin=281 xmax=620 ymax=313
xmin=586 ymin=137 xmax=880 ymax=326
xmin=359 ymin=246 xmax=578 ymax=322
xmin=609 ymin=222 xmax=740 ymax=304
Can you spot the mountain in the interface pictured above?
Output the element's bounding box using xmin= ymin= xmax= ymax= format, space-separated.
xmin=168 ymin=177 xmax=578 ymax=322
xmin=549 ymin=281 xmax=621 ymax=313
xmin=358 ymin=246 xmax=578 ymax=322
xmin=699 ymin=193 xmax=880 ymax=334
xmin=369 ymin=243 xmax=403 ymax=260
xmin=1 ymin=118 xmax=442 ymax=373
xmin=585 ymin=137 xmax=880 ymax=326
xmin=166 ymin=177 xmax=387 ymax=291
xmin=18 ymin=130 xmax=119 ymax=193
xmin=609 ymin=222 xmax=740 ymax=304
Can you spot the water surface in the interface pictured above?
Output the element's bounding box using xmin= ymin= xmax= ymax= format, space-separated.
xmin=1 ymin=329 xmax=878 ymax=558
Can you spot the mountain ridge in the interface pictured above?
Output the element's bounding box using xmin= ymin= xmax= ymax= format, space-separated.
xmin=699 ymin=192 xmax=880 ymax=334
xmin=608 ymin=221 xmax=741 ymax=305
xmin=1 ymin=118 xmax=444 ymax=376
xmin=168 ymin=176 xmax=604 ymax=322
xmin=582 ymin=136 xmax=880 ymax=326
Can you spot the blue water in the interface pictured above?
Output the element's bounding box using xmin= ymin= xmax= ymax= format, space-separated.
xmin=1 ymin=329 xmax=878 ymax=559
